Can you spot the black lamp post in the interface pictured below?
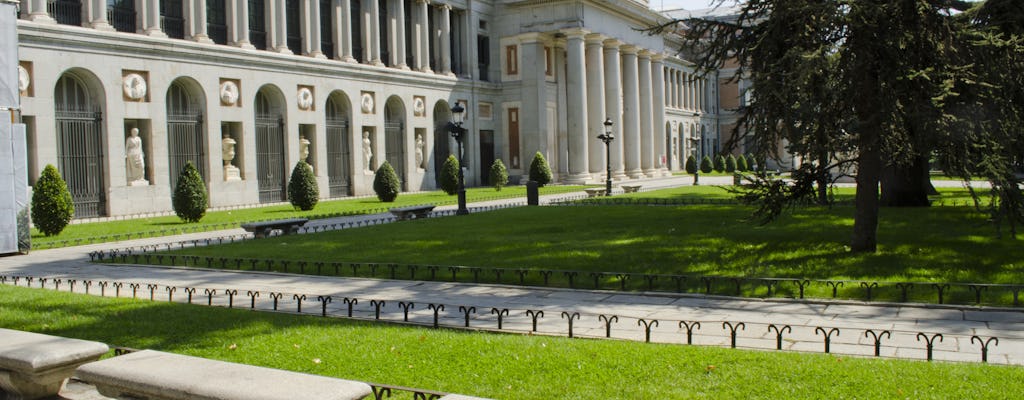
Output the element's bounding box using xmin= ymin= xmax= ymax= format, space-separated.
xmin=689 ymin=115 xmax=702 ymax=186
xmin=449 ymin=101 xmax=469 ymax=215
xmin=596 ymin=118 xmax=614 ymax=196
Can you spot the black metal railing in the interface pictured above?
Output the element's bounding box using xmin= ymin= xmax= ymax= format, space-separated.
xmin=48 ymin=0 xmax=82 ymax=26
xmin=107 ymin=5 xmax=136 ymax=33
xmin=161 ymin=15 xmax=185 ymax=39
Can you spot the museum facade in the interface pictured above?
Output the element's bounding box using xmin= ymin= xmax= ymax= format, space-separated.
xmin=14 ymin=0 xmax=721 ymax=218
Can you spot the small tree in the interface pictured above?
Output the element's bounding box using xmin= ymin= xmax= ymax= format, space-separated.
xmin=700 ymin=155 xmax=714 ymax=174
xmin=288 ymin=161 xmax=319 ymax=211
xmin=685 ymin=155 xmax=698 ymax=174
xmin=31 ymin=164 xmax=74 ymax=236
xmin=737 ymin=154 xmax=750 ymax=172
xmin=373 ymin=161 xmax=401 ymax=202
xmin=489 ymin=159 xmax=509 ymax=191
xmin=725 ymin=154 xmax=738 ymax=173
xmin=714 ymin=155 xmax=727 ymax=172
xmin=439 ymin=155 xmax=460 ymax=195
xmin=529 ymin=152 xmax=553 ymax=187
xmin=172 ymin=161 xmax=208 ymax=223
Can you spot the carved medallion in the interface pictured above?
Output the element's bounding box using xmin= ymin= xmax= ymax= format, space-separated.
xmin=297 ymin=87 xmax=314 ymax=110
xmin=122 ymin=73 xmax=147 ymax=100
xmin=17 ymin=66 xmax=30 ymax=94
xmin=219 ymin=81 xmax=239 ymax=105
xmin=361 ymin=92 xmax=375 ymax=114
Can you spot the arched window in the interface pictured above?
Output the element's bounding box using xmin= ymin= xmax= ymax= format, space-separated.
xmin=54 ymin=73 xmax=106 ymax=217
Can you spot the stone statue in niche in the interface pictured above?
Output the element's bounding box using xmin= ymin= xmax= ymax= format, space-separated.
xmin=363 ymin=131 xmax=373 ymax=172
xmin=415 ymin=133 xmax=424 ymax=170
xmin=299 ymin=135 xmax=311 ymax=163
xmin=125 ymin=128 xmax=148 ymax=185
xmin=222 ymin=133 xmax=241 ymax=181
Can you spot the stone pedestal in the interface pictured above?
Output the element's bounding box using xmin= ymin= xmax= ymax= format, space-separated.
xmin=224 ymin=165 xmax=241 ymax=181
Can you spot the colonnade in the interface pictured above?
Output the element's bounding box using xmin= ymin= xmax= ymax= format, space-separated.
xmin=664 ymin=66 xmax=709 ymax=113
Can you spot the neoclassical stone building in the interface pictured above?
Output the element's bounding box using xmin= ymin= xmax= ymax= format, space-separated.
xmin=14 ymin=0 xmax=721 ymax=218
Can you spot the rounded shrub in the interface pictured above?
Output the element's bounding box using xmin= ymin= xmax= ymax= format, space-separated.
xmin=439 ymin=155 xmax=460 ymax=195
xmin=726 ymin=154 xmax=738 ymax=173
xmin=529 ymin=152 xmax=553 ymax=187
xmin=714 ymin=155 xmax=727 ymax=172
xmin=685 ymin=155 xmax=698 ymax=174
xmin=737 ymin=154 xmax=750 ymax=172
xmin=31 ymin=164 xmax=74 ymax=236
xmin=373 ymin=161 xmax=401 ymax=202
xmin=172 ymin=161 xmax=208 ymax=223
xmin=489 ymin=159 xmax=509 ymax=191
xmin=700 ymin=155 xmax=714 ymax=173
xmin=288 ymin=161 xmax=319 ymax=211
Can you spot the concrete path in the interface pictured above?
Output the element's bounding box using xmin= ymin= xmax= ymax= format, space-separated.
xmin=3 ymin=175 xmax=1021 ymax=366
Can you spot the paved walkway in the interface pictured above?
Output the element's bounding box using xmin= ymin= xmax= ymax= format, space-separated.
xmin=2 ymin=175 xmax=1021 ymax=366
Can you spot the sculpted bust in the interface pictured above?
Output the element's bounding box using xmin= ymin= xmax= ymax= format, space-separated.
xmin=220 ymin=81 xmax=239 ymax=105
xmin=297 ymin=88 xmax=314 ymax=110
xmin=122 ymin=73 xmax=147 ymax=100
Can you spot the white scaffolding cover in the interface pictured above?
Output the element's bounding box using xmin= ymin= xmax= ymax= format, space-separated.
xmin=0 ymin=2 xmax=18 ymax=109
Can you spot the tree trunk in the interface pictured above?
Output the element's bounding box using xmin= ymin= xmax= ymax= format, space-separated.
xmin=880 ymin=156 xmax=935 ymax=207
xmin=852 ymin=141 xmax=882 ymax=253
xmin=816 ymin=148 xmax=830 ymax=205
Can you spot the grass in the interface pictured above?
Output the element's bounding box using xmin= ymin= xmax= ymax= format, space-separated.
xmin=1 ymin=284 xmax=1020 ymax=399
xmin=144 ymin=185 xmax=1021 ymax=304
xmin=31 ymin=185 xmax=588 ymax=249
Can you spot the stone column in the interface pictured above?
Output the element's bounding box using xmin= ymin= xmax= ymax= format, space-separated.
xmin=87 ymin=0 xmax=112 ymax=30
xmin=415 ymin=0 xmax=430 ymax=71
xmin=604 ymin=39 xmax=626 ymax=180
xmin=520 ymin=33 xmax=549 ymax=165
xmin=230 ymin=0 xmax=254 ymax=48
xmin=27 ymin=0 xmax=54 ymax=22
xmin=652 ymin=54 xmax=667 ymax=175
xmin=621 ymin=45 xmax=642 ymax=179
xmin=638 ymin=50 xmax=655 ymax=177
xmin=440 ymin=4 xmax=452 ymax=75
xmin=586 ymin=34 xmax=606 ymax=176
xmin=394 ymin=0 xmax=408 ymax=68
xmin=308 ymin=0 xmax=325 ymax=57
xmin=367 ymin=0 xmax=382 ymax=64
xmin=191 ymin=0 xmax=212 ymax=43
xmin=563 ymin=30 xmax=589 ymax=183
xmin=338 ymin=0 xmax=355 ymax=61
xmin=144 ymin=0 xmax=165 ymax=36
xmin=272 ymin=0 xmax=291 ymax=53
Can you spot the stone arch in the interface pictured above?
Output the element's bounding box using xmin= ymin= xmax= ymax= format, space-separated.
xmin=166 ymin=76 xmax=208 ymax=188
xmin=383 ymin=95 xmax=407 ymax=189
xmin=432 ymin=100 xmax=452 ymax=187
xmin=53 ymin=68 xmax=107 ymax=218
xmin=325 ymin=90 xmax=353 ymax=197
xmin=254 ymin=84 xmax=288 ymax=203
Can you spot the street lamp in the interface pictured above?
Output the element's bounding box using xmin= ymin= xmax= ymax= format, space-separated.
xmin=689 ymin=114 xmax=702 ymax=186
xmin=448 ymin=101 xmax=469 ymax=215
xmin=596 ymin=118 xmax=614 ymax=196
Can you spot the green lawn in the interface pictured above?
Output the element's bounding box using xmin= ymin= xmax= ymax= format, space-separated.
xmin=32 ymin=185 xmax=588 ymax=249
xmin=1 ymin=285 xmax=1019 ymax=399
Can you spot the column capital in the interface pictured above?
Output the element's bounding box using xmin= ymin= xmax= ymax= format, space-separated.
xmin=620 ymin=44 xmax=638 ymax=55
xmin=517 ymin=32 xmax=549 ymax=44
xmin=585 ymin=33 xmax=605 ymax=46
xmin=439 ymin=2 xmax=451 ymax=10
xmin=638 ymin=49 xmax=652 ymax=59
xmin=603 ymin=38 xmax=622 ymax=49
xmin=651 ymin=53 xmax=666 ymax=63
xmin=560 ymin=28 xmax=589 ymax=40
xmin=416 ymin=0 xmax=430 ymax=4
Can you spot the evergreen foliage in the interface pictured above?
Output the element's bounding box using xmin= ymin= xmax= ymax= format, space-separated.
xmin=489 ymin=159 xmax=509 ymax=191
xmin=529 ymin=152 xmax=553 ymax=187
xmin=288 ymin=162 xmax=319 ymax=211
xmin=737 ymin=154 xmax=750 ymax=172
xmin=726 ymin=154 xmax=738 ymax=173
xmin=373 ymin=161 xmax=401 ymax=202
xmin=31 ymin=164 xmax=74 ymax=236
xmin=439 ymin=155 xmax=460 ymax=195
xmin=172 ymin=161 xmax=208 ymax=223
xmin=700 ymin=155 xmax=714 ymax=174
xmin=715 ymin=155 xmax=727 ymax=172
xmin=685 ymin=155 xmax=698 ymax=174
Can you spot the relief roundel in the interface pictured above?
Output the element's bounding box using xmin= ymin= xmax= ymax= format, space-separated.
xmin=18 ymin=66 xmax=30 ymax=93
xmin=361 ymin=93 xmax=374 ymax=114
xmin=122 ymin=73 xmax=147 ymax=100
xmin=297 ymin=88 xmax=314 ymax=110
xmin=219 ymin=81 xmax=239 ymax=105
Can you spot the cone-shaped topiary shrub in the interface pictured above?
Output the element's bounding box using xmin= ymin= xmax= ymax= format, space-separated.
xmin=737 ymin=154 xmax=750 ymax=172
xmin=726 ymin=154 xmax=738 ymax=173
xmin=700 ymin=155 xmax=714 ymax=173
xmin=172 ymin=161 xmax=208 ymax=223
xmin=714 ymin=155 xmax=727 ymax=172
xmin=288 ymin=161 xmax=319 ymax=211
xmin=685 ymin=155 xmax=698 ymax=174
xmin=373 ymin=161 xmax=401 ymax=202
xmin=31 ymin=164 xmax=74 ymax=236
xmin=490 ymin=159 xmax=509 ymax=191
xmin=529 ymin=152 xmax=552 ymax=187
xmin=440 ymin=155 xmax=460 ymax=195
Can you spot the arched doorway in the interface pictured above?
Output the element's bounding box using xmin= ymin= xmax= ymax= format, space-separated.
xmin=384 ymin=96 xmax=406 ymax=189
xmin=255 ymin=88 xmax=287 ymax=203
xmin=325 ymin=92 xmax=352 ymax=197
xmin=432 ymin=101 xmax=451 ymax=188
xmin=166 ymin=79 xmax=206 ymax=189
xmin=54 ymin=72 xmax=105 ymax=218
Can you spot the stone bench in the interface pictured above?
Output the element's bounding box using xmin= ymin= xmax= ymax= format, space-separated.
xmin=621 ymin=185 xmax=642 ymax=193
xmin=74 ymin=350 xmax=373 ymax=400
xmin=389 ymin=205 xmax=436 ymax=221
xmin=240 ymin=218 xmax=309 ymax=238
xmin=584 ymin=188 xmax=606 ymax=198
xmin=0 ymin=328 xmax=109 ymax=400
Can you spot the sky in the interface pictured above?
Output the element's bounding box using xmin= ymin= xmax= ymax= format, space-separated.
xmin=650 ymin=0 xmax=741 ymax=11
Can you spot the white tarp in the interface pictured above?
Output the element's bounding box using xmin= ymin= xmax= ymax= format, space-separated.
xmin=1 ymin=118 xmax=30 ymax=254
xmin=0 ymin=1 xmax=19 ymax=109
